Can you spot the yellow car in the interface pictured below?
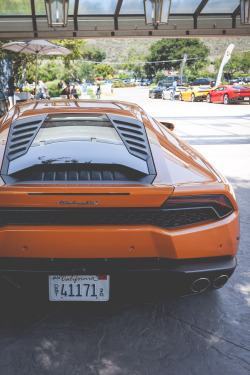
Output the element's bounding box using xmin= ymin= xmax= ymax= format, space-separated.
xmin=179 ymin=86 xmax=212 ymax=102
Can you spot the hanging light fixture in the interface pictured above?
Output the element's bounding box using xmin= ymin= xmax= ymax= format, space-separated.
xmin=240 ymin=0 xmax=250 ymax=24
xmin=44 ymin=0 xmax=69 ymax=27
xmin=143 ymin=0 xmax=171 ymax=26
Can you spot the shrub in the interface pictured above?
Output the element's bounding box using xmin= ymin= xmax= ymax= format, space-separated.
xmin=50 ymin=89 xmax=61 ymax=98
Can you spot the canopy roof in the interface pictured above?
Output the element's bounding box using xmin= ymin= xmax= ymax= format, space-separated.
xmin=0 ymin=0 xmax=249 ymax=39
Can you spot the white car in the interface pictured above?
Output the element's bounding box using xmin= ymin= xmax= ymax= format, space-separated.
xmin=162 ymin=86 xmax=186 ymax=100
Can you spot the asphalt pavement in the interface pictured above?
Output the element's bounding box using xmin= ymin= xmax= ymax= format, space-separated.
xmin=0 ymin=88 xmax=249 ymax=375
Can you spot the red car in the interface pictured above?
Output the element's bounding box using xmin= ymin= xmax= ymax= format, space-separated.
xmin=207 ymin=85 xmax=250 ymax=104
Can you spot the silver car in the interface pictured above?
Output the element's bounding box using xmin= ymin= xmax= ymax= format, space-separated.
xmin=162 ymin=86 xmax=187 ymax=100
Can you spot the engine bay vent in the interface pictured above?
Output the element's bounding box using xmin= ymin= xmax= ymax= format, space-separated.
xmin=5 ymin=115 xmax=47 ymax=161
xmin=109 ymin=115 xmax=151 ymax=162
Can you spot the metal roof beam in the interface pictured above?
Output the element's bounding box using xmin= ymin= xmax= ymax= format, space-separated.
xmin=74 ymin=0 xmax=79 ymax=31
xmin=194 ymin=0 xmax=209 ymax=28
xmin=194 ymin=0 xmax=210 ymax=17
xmin=114 ymin=0 xmax=123 ymax=30
xmin=30 ymin=0 xmax=37 ymax=37
xmin=115 ymin=0 xmax=123 ymax=18
xmin=232 ymin=5 xmax=240 ymax=28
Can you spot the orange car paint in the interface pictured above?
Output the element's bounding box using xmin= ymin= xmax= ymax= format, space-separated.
xmin=0 ymin=100 xmax=240 ymax=262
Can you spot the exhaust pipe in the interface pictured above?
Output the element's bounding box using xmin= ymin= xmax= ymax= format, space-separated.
xmin=191 ymin=278 xmax=210 ymax=293
xmin=213 ymin=275 xmax=228 ymax=289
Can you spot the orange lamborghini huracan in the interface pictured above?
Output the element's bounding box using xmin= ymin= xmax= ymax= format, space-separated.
xmin=0 ymin=100 xmax=239 ymax=301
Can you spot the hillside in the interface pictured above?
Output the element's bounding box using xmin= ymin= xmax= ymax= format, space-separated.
xmin=86 ymin=37 xmax=250 ymax=63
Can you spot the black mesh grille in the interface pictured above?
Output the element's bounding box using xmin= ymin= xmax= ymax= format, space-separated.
xmin=0 ymin=207 xmax=218 ymax=229
xmin=14 ymin=164 xmax=144 ymax=182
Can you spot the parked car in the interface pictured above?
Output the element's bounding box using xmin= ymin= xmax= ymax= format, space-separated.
xmin=162 ymin=86 xmax=186 ymax=100
xmin=207 ymin=85 xmax=250 ymax=104
xmin=242 ymin=76 xmax=250 ymax=84
xmin=189 ymin=78 xmax=215 ymax=87
xmin=179 ymin=86 xmax=212 ymax=102
xmin=141 ymin=79 xmax=151 ymax=86
xmin=0 ymin=100 xmax=239 ymax=300
xmin=149 ymin=86 xmax=166 ymax=98
xmin=158 ymin=75 xmax=187 ymax=87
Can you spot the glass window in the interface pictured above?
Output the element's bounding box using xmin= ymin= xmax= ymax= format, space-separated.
xmin=78 ymin=0 xmax=117 ymax=15
xmin=33 ymin=114 xmax=122 ymax=145
xmin=201 ymin=0 xmax=239 ymax=13
xmin=35 ymin=0 xmax=74 ymax=15
xmin=1 ymin=0 xmax=31 ymax=15
xmin=120 ymin=0 xmax=144 ymax=14
xmin=233 ymin=86 xmax=249 ymax=90
xmin=171 ymin=0 xmax=201 ymax=13
xmin=120 ymin=0 xmax=202 ymax=15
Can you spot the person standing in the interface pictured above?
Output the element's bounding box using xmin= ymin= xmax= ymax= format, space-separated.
xmin=57 ymin=80 xmax=63 ymax=90
xmin=96 ymin=82 xmax=101 ymax=99
xmin=171 ymin=79 xmax=177 ymax=101
xmin=70 ymin=85 xmax=78 ymax=99
xmin=7 ymin=76 xmax=15 ymax=108
xmin=81 ymin=80 xmax=87 ymax=97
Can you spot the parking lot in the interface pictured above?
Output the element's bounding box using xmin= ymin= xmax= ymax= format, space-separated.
xmin=0 ymin=87 xmax=249 ymax=375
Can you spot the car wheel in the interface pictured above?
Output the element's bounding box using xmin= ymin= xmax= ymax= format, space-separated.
xmin=191 ymin=93 xmax=195 ymax=102
xmin=207 ymin=94 xmax=211 ymax=103
xmin=179 ymin=94 xmax=182 ymax=101
xmin=223 ymin=94 xmax=230 ymax=105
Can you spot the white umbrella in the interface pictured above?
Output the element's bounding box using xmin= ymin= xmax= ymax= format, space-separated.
xmin=2 ymin=40 xmax=72 ymax=97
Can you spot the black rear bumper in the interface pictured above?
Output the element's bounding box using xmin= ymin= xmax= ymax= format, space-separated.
xmin=0 ymin=256 xmax=236 ymax=296
xmin=0 ymin=256 xmax=236 ymax=275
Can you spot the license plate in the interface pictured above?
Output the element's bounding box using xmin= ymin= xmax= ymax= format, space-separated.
xmin=244 ymin=97 xmax=249 ymax=101
xmin=49 ymin=275 xmax=110 ymax=301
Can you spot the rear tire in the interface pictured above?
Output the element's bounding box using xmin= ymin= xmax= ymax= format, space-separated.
xmin=207 ymin=94 xmax=211 ymax=103
xmin=191 ymin=93 xmax=195 ymax=102
xmin=223 ymin=94 xmax=230 ymax=105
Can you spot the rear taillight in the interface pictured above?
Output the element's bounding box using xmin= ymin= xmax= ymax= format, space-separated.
xmin=162 ymin=195 xmax=234 ymax=218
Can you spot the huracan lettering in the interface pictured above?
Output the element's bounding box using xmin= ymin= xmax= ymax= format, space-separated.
xmin=57 ymin=200 xmax=99 ymax=206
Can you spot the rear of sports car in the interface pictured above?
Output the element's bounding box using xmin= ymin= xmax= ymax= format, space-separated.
xmin=229 ymin=86 xmax=250 ymax=103
xmin=0 ymin=101 xmax=239 ymax=301
xmin=195 ymin=86 xmax=212 ymax=101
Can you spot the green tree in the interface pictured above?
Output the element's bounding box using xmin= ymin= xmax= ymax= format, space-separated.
xmin=50 ymin=39 xmax=87 ymax=68
xmin=79 ymin=62 xmax=95 ymax=82
xmin=214 ymin=54 xmax=242 ymax=76
xmin=82 ymin=47 xmax=106 ymax=62
xmin=154 ymin=71 xmax=166 ymax=82
xmin=38 ymin=61 xmax=63 ymax=82
xmin=94 ymin=63 xmax=115 ymax=78
xmin=144 ymin=38 xmax=210 ymax=76
xmin=119 ymin=48 xmax=146 ymax=79
xmin=239 ymin=52 xmax=250 ymax=74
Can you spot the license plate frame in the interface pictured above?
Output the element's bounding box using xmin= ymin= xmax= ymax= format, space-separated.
xmin=49 ymin=275 xmax=110 ymax=301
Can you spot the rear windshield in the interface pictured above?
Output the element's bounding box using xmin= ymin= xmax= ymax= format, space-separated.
xmin=33 ymin=114 xmax=122 ymax=145
xmin=232 ymin=86 xmax=248 ymax=90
